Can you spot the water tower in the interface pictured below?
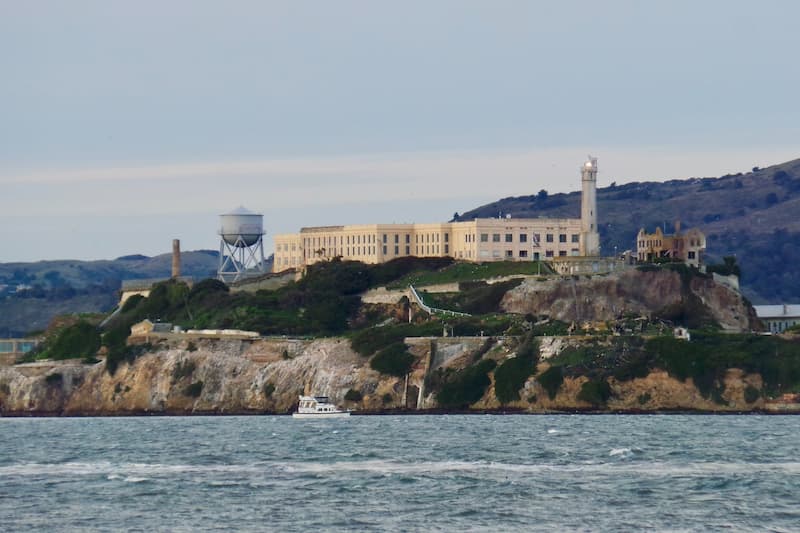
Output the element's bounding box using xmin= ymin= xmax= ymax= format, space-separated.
xmin=217 ymin=207 xmax=267 ymax=283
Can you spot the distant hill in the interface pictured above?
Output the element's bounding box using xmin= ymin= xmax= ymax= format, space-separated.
xmin=457 ymin=157 xmax=800 ymax=304
xmin=0 ymin=250 xmax=228 ymax=337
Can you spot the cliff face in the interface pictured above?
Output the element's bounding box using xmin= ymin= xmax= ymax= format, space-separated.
xmin=0 ymin=334 xmax=768 ymax=415
xmin=0 ymin=339 xmax=386 ymax=415
xmin=501 ymin=269 xmax=759 ymax=332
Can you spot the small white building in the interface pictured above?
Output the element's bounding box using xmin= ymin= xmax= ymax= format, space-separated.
xmin=753 ymin=304 xmax=800 ymax=333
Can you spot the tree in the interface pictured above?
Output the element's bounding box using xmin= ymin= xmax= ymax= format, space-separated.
xmin=537 ymin=189 xmax=548 ymax=201
xmin=766 ymin=192 xmax=779 ymax=206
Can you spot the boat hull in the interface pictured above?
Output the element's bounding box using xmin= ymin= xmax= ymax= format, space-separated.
xmin=292 ymin=412 xmax=350 ymax=419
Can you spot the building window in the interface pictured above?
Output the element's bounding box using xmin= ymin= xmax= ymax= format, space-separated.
xmin=533 ymin=234 xmax=541 ymax=246
xmin=571 ymin=234 xmax=579 ymax=243
xmin=519 ymin=250 xmax=528 ymax=257
xmin=559 ymin=234 xmax=567 ymax=243
xmin=405 ymin=246 xmax=410 ymax=255
xmin=546 ymin=250 xmax=554 ymax=257
xmin=394 ymin=234 xmax=399 ymax=243
xmin=493 ymin=234 xmax=501 ymax=242
xmin=505 ymin=234 xmax=513 ymax=243
xmin=559 ymin=251 xmax=567 ymax=256
xmin=506 ymin=250 xmax=513 ymax=258
xmin=444 ymin=244 xmax=449 ymax=254
xmin=383 ymin=245 xmax=387 ymax=255
xmin=395 ymin=245 xmax=399 ymax=255
xmin=688 ymin=251 xmax=696 ymax=259
xmin=382 ymin=234 xmax=387 ymax=243
xmin=405 ymin=234 xmax=410 ymax=243
xmin=519 ymin=234 xmax=527 ymax=243
xmin=533 ymin=252 xmax=540 ymax=260
xmin=444 ymin=234 xmax=449 ymax=243
xmin=481 ymin=233 xmax=489 ymax=242
xmin=492 ymin=250 xmax=501 ymax=258
xmin=546 ymin=234 xmax=554 ymax=243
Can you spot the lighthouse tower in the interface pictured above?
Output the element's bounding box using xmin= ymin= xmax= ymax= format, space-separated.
xmin=580 ymin=156 xmax=600 ymax=256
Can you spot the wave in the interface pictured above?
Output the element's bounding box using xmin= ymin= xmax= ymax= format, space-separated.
xmin=4 ymin=459 xmax=800 ymax=479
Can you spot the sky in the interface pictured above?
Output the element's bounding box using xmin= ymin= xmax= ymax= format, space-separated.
xmin=1 ymin=1 xmax=799 ymax=262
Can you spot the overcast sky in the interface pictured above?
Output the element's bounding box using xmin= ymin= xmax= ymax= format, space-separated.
xmin=2 ymin=1 xmax=798 ymax=262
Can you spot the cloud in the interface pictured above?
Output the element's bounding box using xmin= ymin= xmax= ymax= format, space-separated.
xmin=2 ymin=146 xmax=797 ymax=218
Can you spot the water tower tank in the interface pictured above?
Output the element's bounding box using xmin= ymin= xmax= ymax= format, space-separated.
xmin=219 ymin=207 xmax=264 ymax=247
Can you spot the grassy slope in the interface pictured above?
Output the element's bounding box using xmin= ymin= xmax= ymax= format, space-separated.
xmin=458 ymin=158 xmax=800 ymax=303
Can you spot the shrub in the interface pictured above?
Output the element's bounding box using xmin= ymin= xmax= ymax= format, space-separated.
xmin=41 ymin=321 xmax=101 ymax=361
xmin=370 ymin=343 xmax=415 ymax=377
xmin=577 ymin=379 xmax=612 ymax=406
xmin=351 ymin=322 xmax=439 ymax=356
xmin=45 ymin=372 xmax=63 ymax=385
xmin=744 ymin=385 xmax=760 ymax=404
xmin=172 ymin=359 xmax=196 ymax=382
xmin=382 ymin=393 xmax=393 ymax=405
xmin=184 ymin=381 xmax=203 ymax=398
xmin=637 ymin=392 xmax=652 ymax=405
xmin=263 ymin=382 xmax=275 ymax=398
xmin=344 ymin=389 xmax=363 ymax=402
xmin=121 ymin=294 xmax=145 ymax=313
xmin=436 ymin=359 xmax=497 ymax=408
xmin=494 ymin=334 xmax=538 ymax=404
xmin=536 ymin=366 xmax=564 ymax=400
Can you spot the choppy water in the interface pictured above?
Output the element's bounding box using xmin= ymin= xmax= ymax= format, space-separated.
xmin=1 ymin=415 xmax=798 ymax=532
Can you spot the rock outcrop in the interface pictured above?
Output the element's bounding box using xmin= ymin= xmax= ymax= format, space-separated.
xmin=501 ymin=269 xmax=759 ymax=332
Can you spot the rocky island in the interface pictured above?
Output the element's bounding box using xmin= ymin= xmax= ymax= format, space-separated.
xmin=2 ymin=258 xmax=799 ymax=416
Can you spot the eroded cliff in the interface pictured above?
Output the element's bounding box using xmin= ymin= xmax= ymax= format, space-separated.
xmin=0 ymin=334 xmax=772 ymax=415
xmin=501 ymin=269 xmax=758 ymax=331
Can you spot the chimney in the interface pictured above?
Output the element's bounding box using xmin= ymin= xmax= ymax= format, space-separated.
xmin=172 ymin=239 xmax=181 ymax=278
xmin=674 ymin=220 xmax=681 ymax=235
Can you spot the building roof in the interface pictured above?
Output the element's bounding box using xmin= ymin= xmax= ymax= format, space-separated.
xmin=753 ymin=305 xmax=800 ymax=319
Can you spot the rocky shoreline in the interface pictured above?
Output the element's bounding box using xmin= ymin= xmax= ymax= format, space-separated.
xmin=1 ymin=334 xmax=791 ymax=416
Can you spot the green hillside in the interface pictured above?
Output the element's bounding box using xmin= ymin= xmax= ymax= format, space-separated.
xmin=0 ymin=251 xmax=224 ymax=337
xmin=457 ymin=158 xmax=800 ymax=303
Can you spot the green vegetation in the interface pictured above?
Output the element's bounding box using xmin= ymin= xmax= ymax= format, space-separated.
xmin=184 ymin=381 xmax=203 ymax=398
xmin=344 ymin=389 xmax=363 ymax=402
xmin=536 ymin=366 xmax=564 ymax=400
xmin=493 ymin=334 xmax=539 ymax=404
xmin=577 ymin=379 xmax=612 ymax=406
xmin=370 ymin=343 xmax=415 ymax=377
xmin=35 ymin=321 xmax=101 ymax=362
xmin=542 ymin=332 xmax=800 ymax=400
xmin=387 ymin=261 xmax=553 ymax=289
xmin=263 ymin=382 xmax=275 ymax=398
xmin=435 ymin=359 xmax=497 ymax=408
xmin=706 ymin=256 xmax=742 ymax=277
xmin=44 ymin=372 xmax=63 ymax=385
xmin=421 ymin=278 xmax=524 ymax=315
xmin=744 ymin=385 xmax=760 ymax=404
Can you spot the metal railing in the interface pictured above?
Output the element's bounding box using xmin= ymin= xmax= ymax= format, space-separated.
xmin=408 ymin=285 xmax=470 ymax=317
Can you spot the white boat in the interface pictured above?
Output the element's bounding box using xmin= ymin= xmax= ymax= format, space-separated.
xmin=292 ymin=395 xmax=351 ymax=418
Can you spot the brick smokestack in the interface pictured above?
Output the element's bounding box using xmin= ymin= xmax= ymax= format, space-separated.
xmin=172 ymin=239 xmax=181 ymax=278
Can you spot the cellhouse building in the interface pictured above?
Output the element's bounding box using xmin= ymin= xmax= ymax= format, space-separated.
xmin=272 ymin=157 xmax=601 ymax=273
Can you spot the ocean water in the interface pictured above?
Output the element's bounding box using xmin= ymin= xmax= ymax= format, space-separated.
xmin=0 ymin=415 xmax=798 ymax=532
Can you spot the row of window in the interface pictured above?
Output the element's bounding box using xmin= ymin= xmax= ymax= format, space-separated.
xmin=477 ymin=249 xmax=580 ymax=259
xmin=480 ymin=233 xmax=580 ymax=244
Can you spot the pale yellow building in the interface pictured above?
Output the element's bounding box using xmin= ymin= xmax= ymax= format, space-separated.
xmin=273 ymin=158 xmax=601 ymax=272
xmin=636 ymin=222 xmax=706 ymax=267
